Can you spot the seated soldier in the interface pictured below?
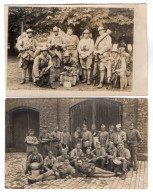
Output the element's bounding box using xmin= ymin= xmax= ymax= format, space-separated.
xmin=57 ymin=149 xmax=70 ymax=164
xmin=44 ymin=151 xmax=56 ymax=172
xmin=60 ymin=50 xmax=79 ymax=83
xmin=114 ymin=141 xmax=131 ymax=180
xmin=70 ymin=142 xmax=84 ymax=167
xmin=28 ymin=158 xmax=75 ymax=184
xmin=83 ymin=147 xmax=94 ymax=162
xmin=75 ymin=159 xmax=115 ymax=178
xmin=24 ymin=129 xmax=38 ymax=157
xmin=106 ymin=141 xmax=117 ymax=171
xmin=91 ymin=142 xmax=107 ymax=169
xmin=33 ymin=46 xmax=56 ymax=89
xmin=25 ymin=147 xmax=44 ymax=175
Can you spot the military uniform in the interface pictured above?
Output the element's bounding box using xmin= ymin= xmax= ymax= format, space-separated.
xmin=108 ymin=132 xmax=118 ymax=145
xmin=44 ymin=155 xmax=56 ymax=171
xmin=50 ymin=131 xmax=63 ymax=157
xmin=98 ymin=131 xmax=109 ymax=148
xmin=39 ymin=132 xmax=51 ymax=159
xmin=24 ymin=135 xmax=38 ymax=157
xmin=81 ymin=130 xmax=92 ymax=153
xmin=16 ymin=29 xmax=38 ymax=83
xmin=106 ymin=145 xmax=117 ymax=170
xmin=70 ymin=148 xmax=84 ymax=166
xmin=127 ymin=129 xmax=141 ymax=170
xmin=116 ymin=130 xmax=127 ymax=144
xmin=33 ymin=52 xmax=55 ymax=88
xmin=63 ymin=34 xmax=79 ymax=62
xmin=94 ymin=27 xmax=112 ymax=88
xmin=92 ymin=146 xmax=107 ymax=169
xmin=61 ymin=131 xmax=71 ymax=149
xmin=48 ymin=27 xmax=64 ymax=80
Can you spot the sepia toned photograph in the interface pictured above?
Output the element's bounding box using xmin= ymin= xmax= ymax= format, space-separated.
xmin=5 ymin=98 xmax=148 ymax=189
xmin=6 ymin=4 xmax=147 ymax=97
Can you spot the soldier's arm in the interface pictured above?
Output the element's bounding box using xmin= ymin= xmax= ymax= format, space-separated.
xmin=125 ymin=149 xmax=131 ymax=160
xmin=122 ymin=131 xmax=127 ymax=142
xmin=97 ymin=36 xmax=112 ymax=55
xmin=39 ymin=154 xmax=44 ymax=166
xmin=136 ymin=130 xmax=142 ymax=142
xmin=16 ymin=39 xmax=24 ymax=52
xmin=89 ymin=132 xmax=92 ymax=147
xmin=86 ymin=39 xmax=94 ymax=56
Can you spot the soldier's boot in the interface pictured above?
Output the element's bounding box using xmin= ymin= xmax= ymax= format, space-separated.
xmin=97 ymin=71 xmax=105 ymax=88
xmin=20 ymin=69 xmax=26 ymax=84
xmin=121 ymin=171 xmax=127 ymax=180
xmin=82 ymin=70 xmax=87 ymax=83
xmin=28 ymin=67 xmax=33 ymax=82
xmin=87 ymin=69 xmax=91 ymax=85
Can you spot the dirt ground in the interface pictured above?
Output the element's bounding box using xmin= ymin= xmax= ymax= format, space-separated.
xmin=7 ymin=56 xmax=132 ymax=92
xmin=5 ymin=153 xmax=147 ymax=189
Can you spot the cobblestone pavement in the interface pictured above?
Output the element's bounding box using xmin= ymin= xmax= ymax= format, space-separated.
xmin=7 ymin=56 xmax=132 ymax=91
xmin=5 ymin=153 xmax=147 ymax=189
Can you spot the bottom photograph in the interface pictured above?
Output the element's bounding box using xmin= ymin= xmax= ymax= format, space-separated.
xmin=5 ymin=98 xmax=148 ymax=189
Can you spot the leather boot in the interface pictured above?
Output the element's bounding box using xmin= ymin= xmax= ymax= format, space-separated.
xmin=20 ymin=79 xmax=26 ymax=84
xmin=50 ymin=83 xmax=56 ymax=89
xmin=82 ymin=70 xmax=87 ymax=83
xmin=87 ymin=69 xmax=91 ymax=85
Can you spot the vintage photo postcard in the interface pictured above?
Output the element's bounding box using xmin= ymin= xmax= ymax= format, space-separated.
xmin=5 ymin=98 xmax=148 ymax=189
xmin=5 ymin=4 xmax=147 ymax=97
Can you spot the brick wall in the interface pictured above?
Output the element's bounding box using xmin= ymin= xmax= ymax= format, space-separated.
xmin=5 ymin=98 xmax=148 ymax=153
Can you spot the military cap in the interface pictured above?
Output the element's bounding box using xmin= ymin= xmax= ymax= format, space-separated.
xmin=116 ymin=124 xmax=122 ymax=128
xmin=40 ymin=47 xmax=48 ymax=51
xmin=111 ymin=47 xmax=118 ymax=53
xmin=26 ymin=29 xmax=34 ymax=33
xmin=63 ymin=50 xmax=71 ymax=57
xmin=98 ymin=26 xmax=105 ymax=31
xmin=83 ymin=29 xmax=90 ymax=34
xmin=53 ymin=26 xmax=59 ymax=32
xmin=106 ymin=29 xmax=112 ymax=34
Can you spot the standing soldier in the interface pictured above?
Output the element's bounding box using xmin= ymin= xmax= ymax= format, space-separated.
xmin=32 ymin=47 xmax=56 ymax=89
xmin=94 ymin=26 xmax=112 ymax=88
xmin=39 ymin=126 xmax=51 ymax=159
xmin=16 ymin=29 xmax=38 ymax=84
xmin=61 ymin=126 xmax=71 ymax=150
xmin=48 ymin=26 xmax=64 ymax=81
xmin=63 ymin=26 xmax=79 ymax=62
xmin=127 ymin=123 xmax=142 ymax=171
xmin=98 ymin=124 xmax=109 ymax=148
xmin=50 ymin=126 xmax=63 ymax=157
xmin=81 ymin=124 xmax=92 ymax=153
xmin=77 ymin=29 xmax=94 ymax=85
xmin=116 ymin=124 xmax=127 ymax=145
xmin=108 ymin=125 xmax=118 ymax=146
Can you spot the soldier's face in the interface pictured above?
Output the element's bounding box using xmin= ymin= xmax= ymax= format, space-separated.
xmin=109 ymin=142 xmax=113 ymax=148
xmin=54 ymin=31 xmax=58 ymax=36
xmin=67 ymin=29 xmax=73 ymax=36
xmin=77 ymin=160 xmax=82 ymax=166
xmin=130 ymin=123 xmax=134 ymax=130
xmin=86 ymin=149 xmax=90 ymax=154
xmin=118 ymin=144 xmax=123 ymax=150
xmin=99 ymin=30 xmax=105 ymax=36
xmin=76 ymin=144 xmax=81 ymax=149
xmin=64 ymin=159 xmax=69 ymax=166
xmin=116 ymin=127 xmax=121 ymax=132
xmin=48 ymin=152 xmax=52 ymax=158
xmin=109 ymin=126 xmax=114 ymax=133
xmin=29 ymin=131 xmax=34 ymax=136
xmin=101 ymin=127 xmax=105 ymax=131
xmin=112 ymin=52 xmax=118 ymax=58
xmin=27 ymin=32 xmax=33 ymax=38
xmin=84 ymin=33 xmax=89 ymax=38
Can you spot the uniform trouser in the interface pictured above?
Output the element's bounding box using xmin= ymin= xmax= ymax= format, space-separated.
xmin=21 ymin=60 xmax=33 ymax=80
xmin=98 ymin=60 xmax=112 ymax=83
xmin=32 ymin=169 xmax=55 ymax=182
xmin=95 ymin=158 xmax=106 ymax=169
xmin=52 ymin=56 xmax=61 ymax=79
xmin=40 ymin=143 xmax=51 ymax=159
xmin=26 ymin=164 xmax=44 ymax=173
xmin=114 ymin=159 xmax=130 ymax=174
xmin=118 ymin=71 xmax=127 ymax=89
xmin=129 ymin=145 xmax=138 ymax=169
xmin=93 ymin=167 xmax=116 ymax=177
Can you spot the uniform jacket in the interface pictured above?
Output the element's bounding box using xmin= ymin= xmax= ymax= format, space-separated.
xmin=77 ymin=38 xmax=94 ymax=58
xmin=64 ymin=34 xmax=79 ymax=50
xmin=33 ymin=54 xmax=53 ymax=81
xmin=61 ymin=132 xmax=71 ymax=146
xmin=70 ymin=148 xmax=84 ymax=160
xmin=51 ymin=131 xmax=63 ymax=142
xmin=127 ymin=129 xmax=142 ymax=146
xmin=16 ymin=37 xmax=38 ymax=61
xmin=98 ymin=131 xmax=109 ymax=147
xmin=92 ymin=147 xmax=106 ymax=157
xmin=117 ymin=148 xmax=131 ymax=160
xmin=95 ymin=34 xmax=112 ymax=55
xmin=116 ymin=131 xmax=127 ymax=143
xmin=107 ymin=146 xmax=117 ymax=157
xmin=44 ymin=156 xmax=56 ymax=167
xmin=24 ymin=136 xmax=38 ymax=153
xmin=109 ymin=132 xmax=118 ymax=145
xmin=76 ymin=162 xmax=95 ymax=177
xmin=47 ymin=34 xmax=64 ymax=60
xmin=58 ymin=163 xmax=75 ymax=176
xmin=82 ymin=130 xmax=92 ymax=147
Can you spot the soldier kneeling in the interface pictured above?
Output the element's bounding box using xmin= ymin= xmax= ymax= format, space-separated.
xmin=33 ymin=47 xmax=56 ymax=89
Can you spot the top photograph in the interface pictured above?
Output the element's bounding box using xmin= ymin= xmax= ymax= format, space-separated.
xmin=5 ymin=4 xmax=148 ymax=97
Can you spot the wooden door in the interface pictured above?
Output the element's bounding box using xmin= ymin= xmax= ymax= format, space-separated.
xmin=70 ymin=99 xmax=122 ymax=135
xmin=12 ymin=109 xmax=39 ymax=152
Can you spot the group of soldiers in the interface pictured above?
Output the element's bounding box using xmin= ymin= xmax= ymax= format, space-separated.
xmin=16 ymin=25 xmax=132 ymax=89
xmin=24 ymin=122 xmax=141 ymax=184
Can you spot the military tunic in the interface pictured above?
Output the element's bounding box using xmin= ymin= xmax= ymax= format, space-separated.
xmin=24 ymin=135 xmax=38 ymax=157
xmin=98 ymin=131 xmax=109 ymax=147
